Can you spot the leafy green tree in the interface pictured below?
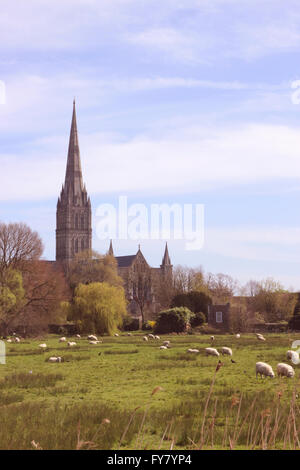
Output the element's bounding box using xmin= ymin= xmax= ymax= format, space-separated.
xmin=68 ymin=250 xmax=123 ymax=290
xmin=171 ymin=290 xmax=212 ymax=320
xmin=65 ymin=282 xmax=127 ymax=335
xmin=0 ymin=269 xmax=25 ymax=335
xmin=190 ymin=311 xmax=206 ymax=328
xmin=154 ymin=307 xmax=192 ymax=334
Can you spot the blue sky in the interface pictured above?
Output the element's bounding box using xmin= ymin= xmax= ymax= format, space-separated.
xmin=1 ymin=0 xmax=300 ymax=290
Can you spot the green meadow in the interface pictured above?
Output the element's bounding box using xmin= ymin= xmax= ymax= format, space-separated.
xmin=0 ymin=332 xmax=300 ymax=450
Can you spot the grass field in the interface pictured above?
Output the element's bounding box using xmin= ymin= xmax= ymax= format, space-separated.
xmin=0 ymin=332 xmax=300 ymax=450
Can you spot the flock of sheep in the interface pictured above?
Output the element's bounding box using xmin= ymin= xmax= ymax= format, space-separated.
xmin=5 ymin=331 xmax=299 ymax=379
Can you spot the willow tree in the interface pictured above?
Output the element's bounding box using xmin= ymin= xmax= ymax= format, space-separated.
xmin=64 ymin=282 xmax=127 ymax=335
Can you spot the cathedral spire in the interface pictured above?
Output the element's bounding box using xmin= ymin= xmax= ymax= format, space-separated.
xmin=64 ymin=99 xmax=83 ymax=196
xmin=108 ymin=239 xmax=114 ymax=256
xmin=161 ymin=242 xmax=171 ymax=266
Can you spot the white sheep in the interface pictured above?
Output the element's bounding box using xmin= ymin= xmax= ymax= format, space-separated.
xmin=148 ymin=334 xmax=154 ymax=339
xmin=67 ymin=341 xmax=76 ymax=347
xmin=14 ymin=337 xmax=21 ymax=343
xmin=143 ymin=336 xmax=148 ymax=341
xmin=210 ymin=336 xmax=215 ymax=341
xmin=236 ymin=334 xmax=240 ymax=339
xmin=48 ymin=357 xmax=62 ymax=363
xmin=6 ymin=339 xmax=12 ymax=343
xmin=187 ymin=348 xmax=200 ymax=353
xmin=59 ymin=337 xmax=66 ymax=342
xmin=277 ymin=362 xmax=295 ymax=378
xmin=76 ymin=334 xmax=81 ymax=338
xmin=114 ymin=333 xmax=119 ymax=337
xmin=127 ymin=332 xmax=132 ymax=336
xmin=255 ymin=333 xmax=266 ymax=341
xmin=286 ymin=350 xmax=299 ymax=363
xmin=205 ymin=347 xmax=220 ymax=357
xmin=163 ymin=340 xmax=170 ymax=346
xmin=221 ymin=347 xmax=232 ymax=356
xmin=39 ymin=343 xmax=47 ymax=349
xmin=89 ymin=340 xmax=100 ymax=345
xmin=154 ymin=335 xmax=160 ymax=340
xmin=159 ymin=345 xmax=168 ymax=350
xmin=255 ymin=362 xmax=275 ymax=378
xmin=87 ymin=335 xmax=98 ymax=341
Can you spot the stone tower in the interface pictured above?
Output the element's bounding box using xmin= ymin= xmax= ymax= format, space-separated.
xmin=160 ymin=242 xmax=173 ymax=277
xmin=56 ymin=101 xmax=92 ymax=263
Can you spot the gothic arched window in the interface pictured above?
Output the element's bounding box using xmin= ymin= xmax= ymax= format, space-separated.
xmin=75 ymin=239 xmax=78 ymax=253
xmin=75 ymin=214 xmax=79 ymax=229
xmin=81 ymin=215 xmax=84 ymax=230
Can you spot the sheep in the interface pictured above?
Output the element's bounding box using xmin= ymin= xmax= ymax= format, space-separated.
xmin=127 ymin=332 xmax=132 ymax=336
xmin=255 ymin=333 xmax=266 ymax=341
xmin=59 ymin=337 xmax=66 ymax=342
xmin=255 ymin=362 xmax=275 ymax=379
xmin=236 ymin=334 xmax=240 ymax=339
xmin=48 ymin=357 xmax=62 ymax=363
xmin=76 ymin=334 xmax=81 ymax=338
xmin=154 ymin=335 xmax=160 ymax=340
xmin=89 ymin=340 xmax=100 ymax=345
xmin=87 ymin=335 xmax=98 ymax=341
xmin=221 ymin=347 xmax=232 ymax=356
xmin=39 ymin=343 xmax=47 ymax=349
xmin=67 ymin=341 xmax=76 ymax=347
xmin=148 ymin=334 xmax=155 ymax=339
xmin=163 ymin=340 xmax=170 ymax=346
xmin=187 ymin=348 xmax=200 ymax=353
xmin=205 ymin=347 xmax=220 ymax=357
xmin=14 ymin=337 xmax=20 ymax=343
xmin=114 ymin=333 xmax=119 ymax=337
xmin=143 ymin=336 xmax=148 ymax=341
xmin=210 ymin=336 xmax=215 ymax=341
xmin=277 ymin=363 xmax=295 ymax=378
xmin=286 ymin=350 xmax=299 ymax=363
xmin=159 ymin=345 xmax=168 ymax=350
xmin=6 ymin=339 xmax=12 ymax=343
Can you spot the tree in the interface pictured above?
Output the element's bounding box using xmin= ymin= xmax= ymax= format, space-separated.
xmin=65 ymin=282 xmax=127 ymax=335
xmin=248 ymin=278 xmax=296 ymax=323
xmin=171 ymin=290 xmax=212 ymax=320
xmin=0 ymin=222 xmax=43 ymax=274
xmin=206 ymin=272 xmax=239 ymax=302
xmin=132 ymin=271 xmax=153 ymax=325
xmin=0 ymin=268 xmax=25 ymax=335
xmin=68 ymin=250 xmax=123 ymax=289
xmin=154 ymin=307 xmax=193 ymax=334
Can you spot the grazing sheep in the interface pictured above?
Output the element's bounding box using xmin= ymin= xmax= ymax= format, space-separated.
xmin=14 ymin=337 xmax=20 ymax=343
xmin=127 ymin=332 xmax=132 ymax=336
xmin=255 ymin=333 xmax=266 ymax=341
xmin=277 ymin=363 xmax=295 ymax=378
xmin=159 ymin=345 xmax=168 ymax=350
xmin=187 ymin=348 xmax=200 ymax=353
xmin=255 ymin=362 xmax=275 ymax=378
xmin=48 ymin=357 xmax=62 ymax=363
xmin=148 ymin=334 xmax=154 ymax=339
xmin=6 ymin=339 xmax=12 ymax=343
xmin=76 ymin=334 xmax=81 ymax=338
xmin=286 ymin=350 xmax=299 ymax=363
xmin=236 ymin=334 xmax=240 ymax=339
xmin=114 ymin=333 xmax=119 ymax=337
xmin=205 ymin=347 xmax=220 ymax=357
xmin=210 ymin=336 xmax=215 ymax=341
xmin=163 ymin=340 xmax=170 ymax=346
xmin=221 ymin=347 xmax=232 ymax=356
xmin=143 ymin=336 xmax=148 ymax=341
xmin=39 ymin=343 xmax=47 ymax=349
xmin=89 ymin=340 xmax=100 ymax=345
xmin=59 ymin=337 xmax=66 ymax=342
xmin=87 ymin=335 xmax=98 ymax=341
xmin=154 ymin=335 xmax=160 ymax=340
xmin=67 ymin=341 xmax=76 ymax=347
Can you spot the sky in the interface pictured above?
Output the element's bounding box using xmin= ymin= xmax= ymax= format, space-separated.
xmin=1 ymin=0 xmax=300 ymax=290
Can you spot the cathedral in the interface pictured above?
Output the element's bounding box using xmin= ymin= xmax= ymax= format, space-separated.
xmin=56 ymin=102 xmax=173 ymax=318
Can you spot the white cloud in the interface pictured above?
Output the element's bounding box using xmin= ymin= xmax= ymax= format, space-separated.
xmin=1 ymin=122 xmax=300 ymax=201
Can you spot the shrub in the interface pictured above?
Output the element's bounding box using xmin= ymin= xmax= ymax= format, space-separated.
xmin=122 ymin=316 xmax=140 ymax=331
xmin=154 ymin=307 xmax=193 ymax=334
xmin=190 ymin=311 xmax=206 ymax=328
xmin=142 ymin=321 xmax=153 ymax=331
xmin=171 ymin=291 xmax=212 ymax=320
